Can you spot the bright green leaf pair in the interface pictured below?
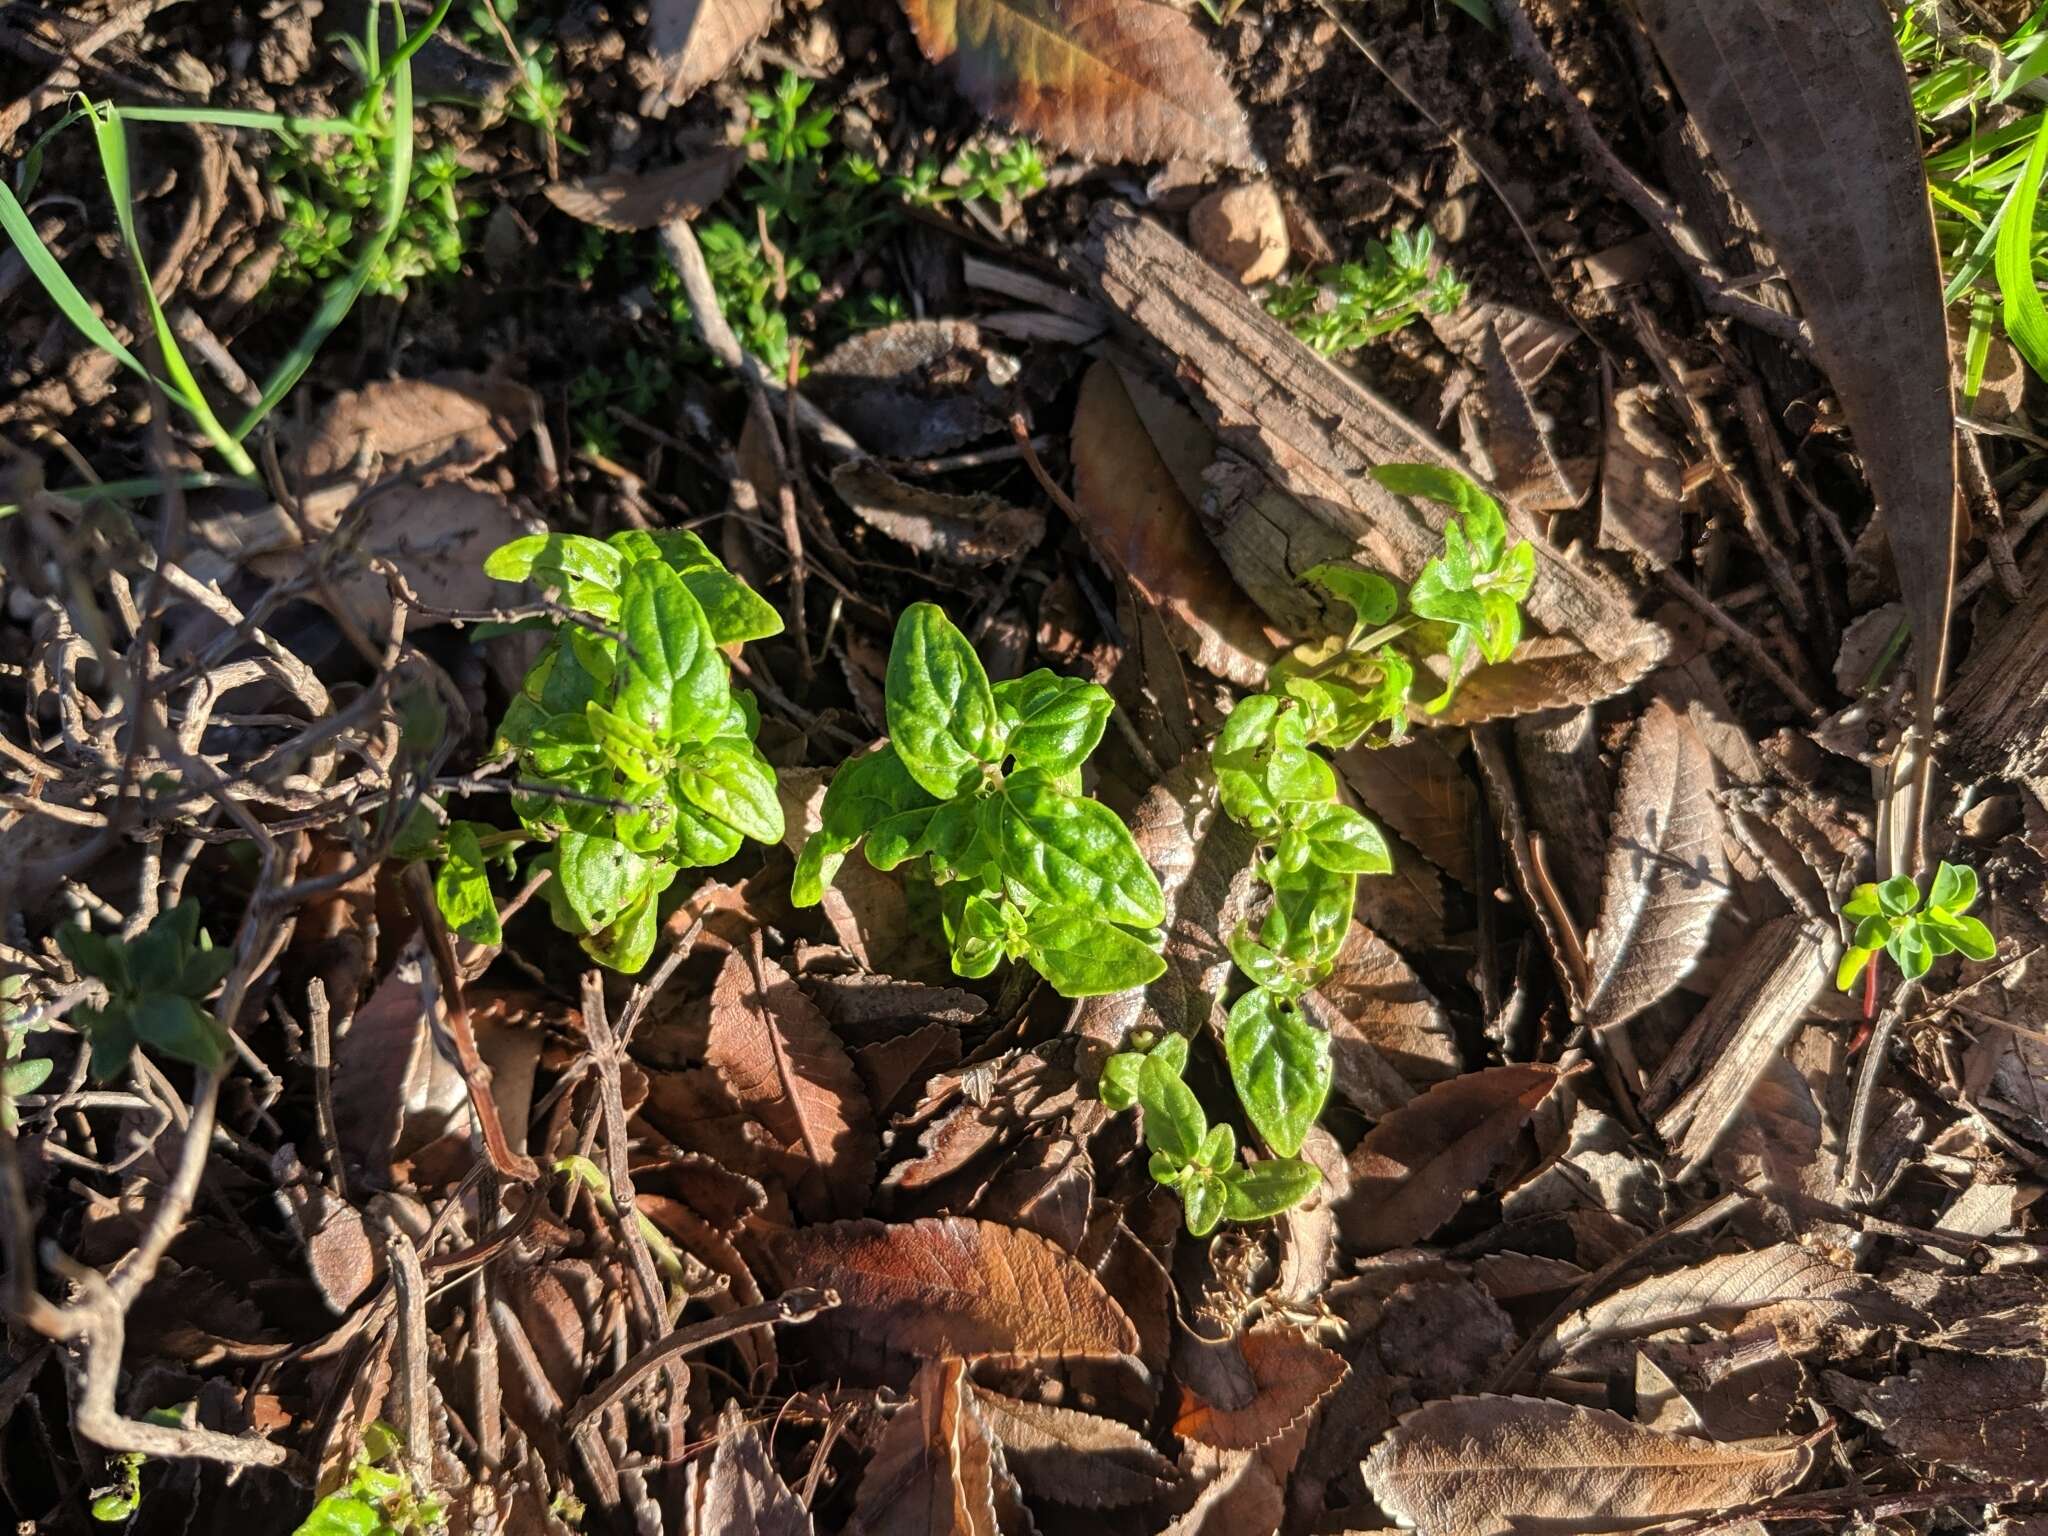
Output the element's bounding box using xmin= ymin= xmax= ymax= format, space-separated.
xmin=1100 ymin=1034 xmax=1320 ymax=1236
xmin=58 ymin=904 xmax=233 ymax=1080
xmin=793 ymin=603 xmax=1162 ymax=998
xmin=488 ymin=531 xmax=784 ymax=972
xmin=1836 ymin=860 xmax=1997 ymax=991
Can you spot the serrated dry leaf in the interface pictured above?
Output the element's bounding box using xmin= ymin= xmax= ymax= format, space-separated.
xmin=704 ymin=939 xmax=878 ymax=1221
xmin=1337 ymin=1065 xmax=1566 ymax=1252
xmin=1637 ymin=0 xmax=1956 ymax=709
xmin=768 ymin=1216 xmax=1138 ymax=1361
xmin=1071 ymin=360 xmax=1280 ymax=687
xmin=1309 ymin=919 xmax=1458 ymax=1093
xmin=853 ymin=1357 xmax=1011 ymax=1536
xmin=810 ymin=321 xmax=1017 ymax=459
xmin=831 ymin=460 xmax=1045 ymax=566
xmin=1175 ymin=1326 xmax=1347 ymax=1452
xmin=641 ymin=0 xmax=778 ymax=106
xmin=1336 ymin=734 xmax=1477 ymax=891
xmin=900 ymin=0 xmax=1256 ymax=169
xmin=972 ymin=1386 xmax=1178 ymax=1508
xmin=543 ymin=149 xmax=741 ymax=231
xmin=1580 ymin=700 xmax=1729 ymax=1034
xmin=1432 ymin=634 xmax=1667 ymax=728
xmin=1362 ymin=1395 xmax=1819 ymax=1536
xmin=686 ymin=1404 xmax=816 ymax=1535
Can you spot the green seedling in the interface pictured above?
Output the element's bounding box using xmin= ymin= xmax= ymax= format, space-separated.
xmin=484 ymin=530 xmax=784 ymax=972
xmin=59 ymin=903 xmax=233 ymax=1081
xmin=1115 ymin=466 xmax=1531 ymax=1235
xmin=1 ymin=975 xmax=53 ymax=1133
xmin=463 ymin=0 xmax=582 ymax=157
xmin=1264 ymin=228 xmax=1468 ymax=356
xmin=892 ymin=141 xmax=1049 ymax=211
xmin=1836 ymin=860 xmax=1996 ymax=993
xmin=0 ymin=0 xmax=444 ymax=475
xmin=793 ymin=604 xmax=1168 ymax=998
xmin=292 ymin=1421 xmax=445 ymax=1536
xmin=1098 ymin=1033 xmax=1319 ymax=1236
xmin=88 ymin=1407 xmax=189 ymax=1523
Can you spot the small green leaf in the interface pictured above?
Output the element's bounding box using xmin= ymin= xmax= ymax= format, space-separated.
xmin=1265 ymin=744 xmax=1337 ymax=804
xmin=610 ymin=528 xmax=783 ymax=643
xmin=435 ymin=822 xmax=502 ymax=945
xmin=1930 ymin=911 xmax=1996 ymax=961
xmin=580 ymin=866 xmax=673 ymax=972
xmin=1137 ymin=1050 xmax=1207 ymax=1165
xmin=865 ymin=804 xmax=945 ymax=871
xmin=1292 ymin=802 xmax=1391 ymax=875
xmin=1261 ymin=859 xmax=1355 ymax=973
xmin=58 ymin=924 xmax=128 ymax=987
xmin=950 ymin=893 xmax=1007 ymax=979
xmin=1877 ymin=875 xmax=1922 ymax=918
xmin=997 ymin=771 xmax=1166 ymax=929
xmin=672 ymin=739 xmax=783 ymax=843
xmin=1304 ymin=562 xmax=1398 ymax=630
xmin=485 ymin=532 xmax=623 ymax=616
xmin=1198 ymin=1121 xmax=1237 ymax=1173
xmin=1181 ymin=1170 xmax=1226 ymax=1236
xmin=1370 ymin=463 xmax=1503 ymax=528
xmin=1928 ymin=861 xmax=1978 ymax=913
xmin=886 ymin=602 xmax=1003 ymax=797
xmin=1887 ymin=920 xmax=1934 ymax=980
xmin=1225 ymin=988 xmax=1331 ymax=1157
xmin=794 ymin=745 xmax=938 ymax=903
xmin=586 ymin=701 xmax=669 ymax=785
xmin=1223 ymin=1157 xmax=1322 ymax=1221
xmin=1100 ymin=1052 xmax=1144 ymax=1111
xmin=1022 ymin=910 xmax=1166 ymax=997
xmin=557 ymin=830 xmax=658 ymax=934
xmin=1841 ymin=883 xmax=1884 ymax=922
xmin=131 ymin=994 xmax=227 ymax=1073
xmin=1835 ymin=944 xmax=1878 ymax=992
xmin=992 ymin=670 xmax=1112 ymax=775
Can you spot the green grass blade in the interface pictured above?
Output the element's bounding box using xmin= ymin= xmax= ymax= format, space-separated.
xmin=235 ymin=0 xmax=425 ymax=439
xmin=85 ymin=100 xmax=255 ymax=476
xmin=114 ymin=106 xmax=364 ymax=136
xmin=0 ymin=178 xmax=152 ymax=380
xmin=1996 ymin=111 xmax=2048 ymax=379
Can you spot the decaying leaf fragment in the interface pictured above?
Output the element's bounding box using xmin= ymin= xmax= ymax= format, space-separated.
xmin=972 ymin=1387 xmax=1178 ymax=1509
xmin=831 ymin=460 xmax=1046 ymax=567
xmin=543 ymin=149 xmax=742 ymax=231
xmin=1580 ymin=700 xmax=1729 ymax=1035
xmin=640 ymin=0 xmax=779 ymax=106
xmin=852 ymin=1356 xmax=1014 ymax=1536
xmin=1362 ymin=1395 xmax=1820 ymax=1536
xmin=900 ymin=0 xmax=1258 ymax=169
xmin=685 ymin=1404 xmax=817 ymax=1535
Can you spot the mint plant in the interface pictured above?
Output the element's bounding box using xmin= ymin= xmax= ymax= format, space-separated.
xmin=1836 ymin=860 xmax=1995 ymax=993
xmin=1119 ymin=466 xmax=1532 ymax=1234
xmin=484 ymin=530 xmax=785 ymax=972
xmin=58 ymin=904 xmax=233 ymax=1080
xmin=793 ymin=603 xmax=1166 ymax=997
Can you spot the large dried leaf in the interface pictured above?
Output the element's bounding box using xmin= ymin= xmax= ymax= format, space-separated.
xmin=1071 ymin=360 xmax=1279 ymax=687
xmin=768 ymin=1217 xmax=1138 ymax=1361
xmin=1580 ymin=700 xmax=1729 ymax=1034
xmin=1362 ymin=1396 xmax=1819 ymax=1536
xmin=641 ymin=0 xmax=777 ymax=106
xmin=1637 ymin=0 xmax=1957 ymax=707
xmin=832 ymin=460 xmax=1045 ymax=567
xmin=1308 ymin=919 xmax=1458 ymax=1094
xmin=1432 ymin=635 xmax=1667 ymax=728
xmin=1174 ymin=1327 xmax=1346 ymax=1452
xmin=1335 ymin=735 xmax=1477 ymax=891
xmin=972 ymin=1387 xmax=1178 ymax=1509
xmin=900 ymin=0 xmax=1256 ymax=169
xmin=686 ymin=1405 xmax=816 ymax=1535
xmin=852 ymin=1357 xmax=1010 ymax=1536
xmin=291 ymin=371 xmax=538 ymax=484
xmin=704 ymin=941 xmax=879 ymax=1221
xmin=1336 ymin=1065 xmax=1565 ymax=1252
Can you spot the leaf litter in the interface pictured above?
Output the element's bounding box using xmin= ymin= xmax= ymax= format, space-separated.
xmin=3 ymin=0 xmax=2048 ymax=1533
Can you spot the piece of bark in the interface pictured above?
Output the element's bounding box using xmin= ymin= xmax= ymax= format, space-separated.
xmin=1072 ymin=206 xmax=1666 ymax=690
xmin=1947 ymin=575 xmax=2048 ymax=783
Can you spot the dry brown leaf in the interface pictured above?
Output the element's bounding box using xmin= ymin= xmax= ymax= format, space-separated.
xmin=831 ymin=460 xmax=1046 ymax=566
xmin=1071 ymin=360 xmax=1280 ymax=687
xmin=853 ymin=1024 xmax=963 ymax=1120
xmin=1174 ymin=1326 xmax=1347 ymax=1452
xmin=1160 ymin=1450 xmax=1286 ymax=1536
xmin=767 ymin=1216 xmax=1138 ymax=1361
xmin=810 ymin=321 xmax=1015 ymax=459
xmin=543 ymin=148 xmax=742 ymax=231
xmin=972 ymin=1386 xmax=1178 ymax=1508
xmin=1580 ymin=700 xmax=1729 ymax=1035
xmin=685 ymin=1404 xmax=816 ymax=1535
xmin=704 ymin=940 xmax=878 ymax=1221
xmin=1362 ymin=1395 xmax=1820 ymax=1536
xmin=295 ymin=481 xmax=532 ymax=635
xmin=291 ymin=371 xmax=538 ymax=484
xmin=852 ymin=1357 xmax=1011 ymax=1536
xmin=1637 ymin=0 xmax=1957 ymax=709
xmin=1309 ymin=919 xmax=1458 ymax=1092
xmin=900 ymin=0 xmax=1256 ymax=169
xmin=880 ymin=1044 xmax=1081 ymax=1207
xmin=1599 ymin=381 xmax=1686 ymax=565
xmin=1335 ymin=734 xmax=1477 ymax=891
xmin=640 ymin=0 xmax=777 ymax=106
xmin=1336 ymin=1064 xmax=1566 ymax=1252
xmin=1432 ymin=634 xmax=1667 ymax=728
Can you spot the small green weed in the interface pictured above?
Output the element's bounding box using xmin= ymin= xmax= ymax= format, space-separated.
xmin=568 ymin=349 xmax=675 ymax=457
xmin=480 ymin=530 xmax=784 ymax=972
xmin=88 ymin=1408 xmax=189 ymax=1523
xmin=1 ymin=976 xmax=52 ymax=1134
xmin=1264 ymin=228 xmax=1468 ymax=356
xmin=58 ymin=903 xmax=233 ymax=1081
xmin=462 ymin=0 xmax=582 ymax=157
xmin=1835 ymin=860 xmax=1996 ymax=993
xmin=794 ymin=604 xmax=1167 ymax=998
xmin=274 ymin=139 xmax=474 ymax=297
xmin=292 ymin=1422 xmax=444 ymax=1536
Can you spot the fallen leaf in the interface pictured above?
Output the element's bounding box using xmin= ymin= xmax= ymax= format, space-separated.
xmin=1637 ymin=0 xmax=1957 ymax=708
xmin=831 ymin=460 xmax=1046 ymax=566
xmin=1071 ymin=360 xmax=1280 ymax=687
xmin=702 ymin=940 xmax=878 ymax=1221
xmin=972 ymin=1386 xmax=1177 ymax=1509
xmin=1308 ymin=919 xmax=1458 ymax=1093
xmin=1579 ymin=700 xmax=1730 ymax=1035
xmin=1160 ymin=1450 xmax=1286 ymax=1536
xmin=1337 ymin=1065 xmax=1566 ymax=1252
xmin=641 ymin=0 xmax=778 ymax=106
xmin=809 ymin=321 xmax=1016 ymax=459
xmin=900 ymin=0 xmax=1257 ymax=169
xmin=852 ymin=1356 xmax=1013 ymax=1536
xmin=1362 ymin=1395 xmax=1820 ymax=1536
xmin=1599 ymin=380 xmax=1686 ymax=565
xmin=1175 ymin=1327 xmax=1347 ymax=1452
xmin=291 ymin=371 xmax=539 ymax=484
xmin=881 ymin=1045 xmax=1081 ymax=1207
xmin=1838 ymin=1354 xmax=2047 ymax=1480
xmin=1432 ymin=634 xmax=1668 ymax=728
xmin=768 ymin=1216 xmax=1138 ymax=1361
xmin=853 ymin=1024 xmax=963 ymax=1120
xmin=1335 ymin=734 xmax=1477 ymax=891
xmin=543 ymin=148 xmax=742 ymax=231
xmin=686 ymin=1404 xmax=816 ymax=1534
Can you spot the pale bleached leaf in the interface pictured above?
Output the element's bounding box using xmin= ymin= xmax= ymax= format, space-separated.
xmin=687 ymin=1404 xmax=816 ymax=1536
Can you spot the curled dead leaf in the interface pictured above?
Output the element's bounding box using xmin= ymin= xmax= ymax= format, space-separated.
xmin=543 ymin=148 xmax=742 ymax=231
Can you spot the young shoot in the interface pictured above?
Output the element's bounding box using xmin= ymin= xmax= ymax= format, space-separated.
xmin=1835 ymin=859 xmax=1996 ymax=995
